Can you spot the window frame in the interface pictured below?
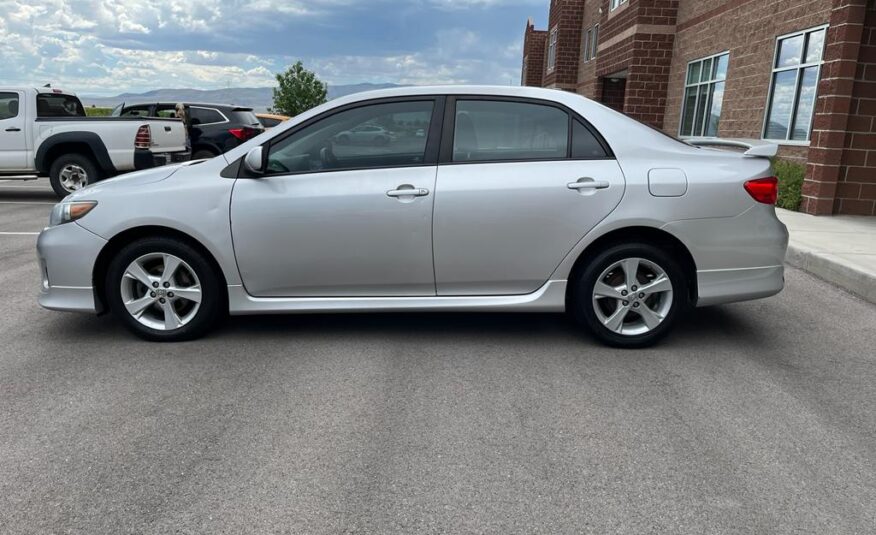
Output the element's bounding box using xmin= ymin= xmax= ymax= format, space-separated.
xmin=240 ymin=96 xmax=446 ymax=178
xmin=610 ymin=0 xmax=628 ymax=11
xmin=762 ymin=24 xmax=828 ymax=143
xmin=678 ymin=50 xmax=730 ymax=138
xmin=547 ymin=26 xmax=559 ymax=72
xmin=437 ymin=95 xmax=614 ymax=165
xmin=591 ymin=24 xmax=599 ymax=61
xmin=0 ymin=92 xmax=21 ymax=120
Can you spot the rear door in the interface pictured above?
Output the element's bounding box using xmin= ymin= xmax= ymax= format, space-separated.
xmin=433 ymin=97 xmax=625 ymax=295
xmin=0 ymin=91 xmax=28 ymax=170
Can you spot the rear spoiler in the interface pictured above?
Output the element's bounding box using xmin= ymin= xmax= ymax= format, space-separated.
xmin=686 ymin=138 xmax=778 ymax=158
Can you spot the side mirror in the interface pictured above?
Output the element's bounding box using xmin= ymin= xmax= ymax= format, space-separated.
xmin=243 ymin=146 xmax=265 ymax=175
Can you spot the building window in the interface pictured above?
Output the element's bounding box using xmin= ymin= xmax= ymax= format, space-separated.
xmin=610 ymin=0 xmax=628 ymax=11
xmin=583 ymin=28 xmax=592 ymax=62
xmin=764 ymin=26 xmax=827 ymax=142
xmin=547 ymin=27 xmax=558 ymax=72
xmin=522 ymin=57 xmax=528 ymax=84
xmin=591 ymin=24 xmax=598 ymax=60
xmin=680 ymin=52 xmax=729 ymax=138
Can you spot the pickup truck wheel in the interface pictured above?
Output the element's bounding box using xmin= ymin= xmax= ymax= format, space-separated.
xmin=49 ymin=154 xmax=100 ymax=197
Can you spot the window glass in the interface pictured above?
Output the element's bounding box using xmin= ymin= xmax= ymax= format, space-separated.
xmin=36 ymin=94 xmax=85 ymax=117
xmin=591 ymin=24 xmax=599 ymax=60
xmin=266 ymin=100 xmax=433 ymax=174
xmin=547 ymin=27 xmax=558 ymax=71
xmin=765 ymin=26 xmax=827 ymax=141
xmin=260 ymin=117 xmax=282 ymax=128
xmin=680 ymin=52 xmax=729 ymax=137
xmin=122 ymin=107 xmax=152 ymax=117
xmin=0 ymin=92 xmax=19 ymax=120
xmin=189 ymin=107 xmax=225 ymax=125
xmin=572 ymin=120 xmax=608 ymax=159
xmin=453 ymin=100 xmax=568 ymax=162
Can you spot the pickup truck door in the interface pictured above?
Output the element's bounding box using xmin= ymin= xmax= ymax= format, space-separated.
xmin=0 ymin=91 xmax=28 ymax=170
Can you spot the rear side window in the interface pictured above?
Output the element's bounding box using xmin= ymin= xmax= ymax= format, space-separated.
xmin=189 ymin=107 xmax=225 ymax=125
xmin=453 ymin=100 xmax=568 ymax=162
xmin=231 ymin=110 xmax=260 ymax=126
xmin=0 ymin=92 xmax=19 ymax=120
xmin=572 ymin=119 xmax=608 ymax=159
xmin=260 ymin=117 xmax=282 ymax=128
xmin=36 ymin=94 xmax=85 ymax=117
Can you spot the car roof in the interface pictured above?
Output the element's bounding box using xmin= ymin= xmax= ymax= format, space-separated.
xmin=142 ymin=102 xmax=254 ymax=112
xmin=331 ymin=85 xmax=581 ymax=105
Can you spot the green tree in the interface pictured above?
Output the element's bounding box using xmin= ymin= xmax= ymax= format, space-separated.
xmin=271 ymin=61 xmax=328 ymax=117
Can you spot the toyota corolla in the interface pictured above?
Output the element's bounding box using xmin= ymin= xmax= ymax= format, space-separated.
xmin=37 ymin=86 xmax=789 ymax=347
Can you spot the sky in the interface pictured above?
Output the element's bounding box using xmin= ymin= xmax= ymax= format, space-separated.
xmin=0 ymin=0 xmax=547 ymax=96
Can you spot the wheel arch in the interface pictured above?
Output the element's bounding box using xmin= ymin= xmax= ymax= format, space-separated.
xmin=564 ymin=226 xmax=698 ymax=306
xmin=92 ymin=225 xmax=229 ymax=314
xmin=35 ymin=132 xmax=116 ymax=176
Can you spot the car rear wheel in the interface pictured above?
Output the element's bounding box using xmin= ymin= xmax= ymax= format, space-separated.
xmin=571 ymin=243 xmax=688 ymax=348
xmin=106 ymin=237 xmax=224 ymax=341
xmin=49 ymin=153 xmax=100 ymax=197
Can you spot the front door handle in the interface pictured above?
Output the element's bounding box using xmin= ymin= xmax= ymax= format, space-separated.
xmin=5 ymin=127 xmax=21 ymax=132
xmin=387 ymin=186 xmax=429 ymax=198
xmin=567 ymin=178 xmax=610 ymax=190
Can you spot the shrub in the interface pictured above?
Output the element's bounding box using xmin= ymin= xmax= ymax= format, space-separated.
xmin=774 ymin=159 xmax=805 ymax=211
xmin=85 ymin=107 xmax=112 ymax=117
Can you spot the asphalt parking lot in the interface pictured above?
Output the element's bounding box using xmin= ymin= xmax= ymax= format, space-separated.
xmin=1 ymin=178 xmax=875 ymax=534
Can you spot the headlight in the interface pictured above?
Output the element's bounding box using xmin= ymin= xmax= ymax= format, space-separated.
xmin=49 ymin=201 xmax=98 ymax=227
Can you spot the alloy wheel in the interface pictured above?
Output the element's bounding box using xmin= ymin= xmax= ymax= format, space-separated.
xmin=119 ymin=253 xmax=202 ymax=331
xmin=591 ymin=257 xmax=674 ymax=336
xmin=59 ymin=164 xmax=88 ymax=192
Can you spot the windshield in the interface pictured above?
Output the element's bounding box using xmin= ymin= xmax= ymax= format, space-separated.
xmin=36 ymin=94 xmax=86 ymax=118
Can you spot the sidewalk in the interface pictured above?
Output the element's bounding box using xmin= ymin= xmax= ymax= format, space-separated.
xmin=777 ymin=208 xmax=876 ymax=304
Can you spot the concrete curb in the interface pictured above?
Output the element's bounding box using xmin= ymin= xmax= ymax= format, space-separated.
xmin=785 ymin=243 xmax=876 ymax=305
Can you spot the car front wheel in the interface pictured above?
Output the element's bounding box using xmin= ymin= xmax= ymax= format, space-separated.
xmin=572 ymin=243 xmax=688 ymax=348
xmin=106 ymin=237 xmax=224 ymax=341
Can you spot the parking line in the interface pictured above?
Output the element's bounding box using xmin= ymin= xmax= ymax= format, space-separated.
xmin=0 ymin=201 xmax=55 ymax=205
xmin=0 ymin=232 xmax=40 ymax=236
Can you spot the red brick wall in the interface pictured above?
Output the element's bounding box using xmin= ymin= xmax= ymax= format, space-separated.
xmin=522 ymin=20 xmax=548 ymax=87
xmin=544 ymin=0 xmax=586 ymax=89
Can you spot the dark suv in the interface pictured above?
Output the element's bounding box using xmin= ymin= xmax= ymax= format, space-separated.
xmin=113 ymin=102 xmax=264 ymax=159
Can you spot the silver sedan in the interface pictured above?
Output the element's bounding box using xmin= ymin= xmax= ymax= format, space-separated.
xmin=37 ymin=86 xmax=788 ymax=347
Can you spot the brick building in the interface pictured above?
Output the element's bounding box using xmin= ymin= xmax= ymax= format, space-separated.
xmin=521 ymin=0 xmax=876 ymax=215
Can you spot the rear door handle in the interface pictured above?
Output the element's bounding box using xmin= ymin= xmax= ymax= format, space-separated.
xmin=567 ymin=178 xmax=610 ymax=190
xmin=5 ymin=127 xmax=21 ymax=132
xmin=387 ymin=186 xmax=429 ymax=198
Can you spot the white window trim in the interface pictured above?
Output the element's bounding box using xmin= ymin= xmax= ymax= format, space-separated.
xmin=610 ymin=0 xmax=628 ymax=11
xmin=547 ymin=26 xmax=558 ymax=73
xmin=591 ymin=24 xmax=599 ymax=60
xmin=678 ymin=51 xmax=730 ymax=138
xmin=583 ymin=28 xmax=592 ymax=62
xmin=762 ymin=24 xmax=829 ymax=142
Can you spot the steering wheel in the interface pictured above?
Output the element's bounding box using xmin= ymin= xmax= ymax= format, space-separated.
xmin=320 ymin=142 xmax=339 ymax=169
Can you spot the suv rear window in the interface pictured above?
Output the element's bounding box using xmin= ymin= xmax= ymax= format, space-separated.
xmin=231 ymin=110 xmax=260 ymax=126
xmin=189 ymin=107 xmax=225 ymax=125
xmin=36 ymin=94 xmax=85 ymax=117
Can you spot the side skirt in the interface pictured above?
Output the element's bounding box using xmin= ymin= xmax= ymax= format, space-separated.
xmin=227 ymin=280 xmax=568 ymax=315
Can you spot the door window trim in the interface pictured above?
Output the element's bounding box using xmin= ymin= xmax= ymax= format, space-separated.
xmin=437 ymin=95 xmax=615 ymax=165
xmin=238 ymin=96 xmax=446 ymax=178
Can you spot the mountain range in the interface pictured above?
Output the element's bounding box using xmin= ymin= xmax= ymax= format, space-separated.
xmin=80 ymin=83 xmax=403 ymax=111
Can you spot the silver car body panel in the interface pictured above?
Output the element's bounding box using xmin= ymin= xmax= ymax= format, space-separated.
xmin=41 ymin=85 xmax=788 ymax=316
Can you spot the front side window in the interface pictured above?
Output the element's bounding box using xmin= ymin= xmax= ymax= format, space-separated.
xmin=266 ymin=100 xmax=434 ymax=174
xmin=680 ymin=52 xmax=729 ymax=137
xmin=764 ymin=26 xmax=827 ymax=141
xmin=452 ymin=100 xmax=569 ymax=162
xmin=36 ymin=94 xmax=85 ymax=118
xmin=547 ymin=27 xmax=558 ymax=72
xmin=0 ymin=92 xmax=19 ymax=120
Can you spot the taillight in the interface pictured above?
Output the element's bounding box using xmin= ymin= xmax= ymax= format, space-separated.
xmin=744 ymin=176 xmax=778 ymax=205
xmin=134 ymin=125 xmax=152 ymax=149
xmin=228 ymin=126 xmax=260 ymax=142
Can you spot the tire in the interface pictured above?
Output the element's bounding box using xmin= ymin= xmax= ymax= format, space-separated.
xmin=192 ymin=149 xmax=216 ymax=160
xmin=105 ymin=237 xmax=225 ymax=342
xmin=49 ymin=153 xmax=100 ymax=198
xmin=571 ymin=242 xmax=688 ymax=348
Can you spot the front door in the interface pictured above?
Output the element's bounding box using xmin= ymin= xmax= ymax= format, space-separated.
xmin=433 ymin=98 xmax=625 ymax=295
xmin=0 ymin=91 xmax=28 ymax=170
xmin=231 ymin=98 xmax=441 ymax=297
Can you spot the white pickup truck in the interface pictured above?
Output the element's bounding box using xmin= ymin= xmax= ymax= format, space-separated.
xmin=0 ymin=87 xmax=190 ymax=197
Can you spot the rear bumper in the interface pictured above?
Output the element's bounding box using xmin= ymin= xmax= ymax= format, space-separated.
xmin=133 ymin=149 xmax=191 ymax=170
xmin=696 ymin=265 xmax=785 ymax=307
xmin=37 ymin=222 xmax=105 ymax=314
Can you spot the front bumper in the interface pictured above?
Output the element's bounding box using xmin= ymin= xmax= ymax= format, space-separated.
xmin=133 ymin=149 xmax=191 ymax=170
xmin=37 ymin=222 xmax=106 ymax=313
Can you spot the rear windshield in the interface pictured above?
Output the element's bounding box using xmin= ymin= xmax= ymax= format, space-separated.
xmin=36 ymin=94 xmax=86 ymax=118
xmin=231 ymin=110 xmax=260 ymax=126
